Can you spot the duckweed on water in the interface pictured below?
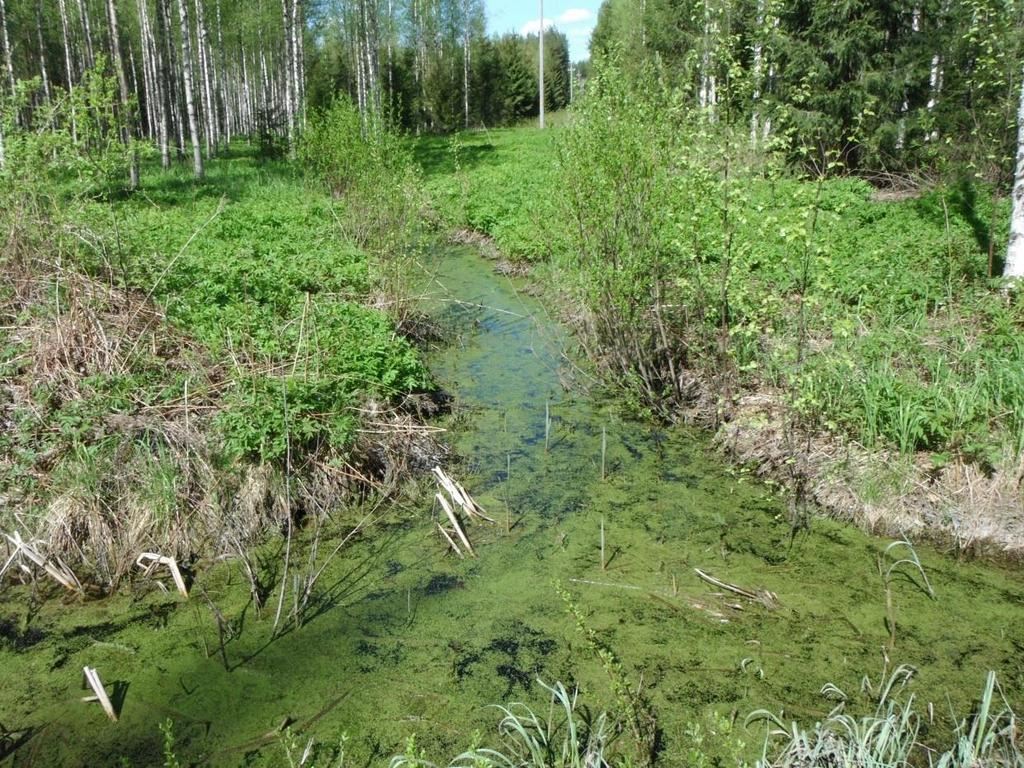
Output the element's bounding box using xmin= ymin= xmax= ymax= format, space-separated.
xmin=0 ymin=245 xmax=1021 ymax=766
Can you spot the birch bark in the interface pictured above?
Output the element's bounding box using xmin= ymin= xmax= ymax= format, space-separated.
xmin=176 ymin=0 xmax=204 ymax=177
xmin=1005 ymin=61 xmax=1024 ymax=279
xmin=106 ymin=0 xmax=140 ymax=187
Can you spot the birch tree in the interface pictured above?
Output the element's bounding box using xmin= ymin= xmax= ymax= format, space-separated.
xmin=0 ymin=0 xmax=14 ymax=93
xmin=106 ymin=0 xmax=140 ymax=187
xmin=1006 ymin=60 xmax=1024 ymax=280
xmin=177 ymin=0 xmax=204 ymax=177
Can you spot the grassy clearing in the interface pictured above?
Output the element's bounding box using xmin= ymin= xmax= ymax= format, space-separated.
xmin=0 ymin=143 xmax=432 ymax=588
xmin=415 ymin=104 xmax=1024 ymax=550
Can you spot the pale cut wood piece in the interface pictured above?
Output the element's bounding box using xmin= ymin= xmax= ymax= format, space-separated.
xmin=83 ymin=666 xmax=118 ymax=722
xmin=136 ymin=552 xmax=189 ymax=597
xmin=436 ymin=493 xmax=474 ymax=557
xmin=435 ymin=522 xmax=464 ymax=558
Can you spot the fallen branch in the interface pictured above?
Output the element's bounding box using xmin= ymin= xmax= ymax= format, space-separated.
xmin=82 ymin=666 xmax=118 ymax=722
xmin=136 ymin=552 xmax=188 ymax=597
xmin=436 ymin=522 xmax=465 ymax=558
xmin=432 ymin=466 xmax=495 ymax=523
xmin=1 ymin=530 xmax=82 ymax=593
xmin=436 ymin=493 xmax=475 ymax=557
xmin=694 ymin=568 xmax=779 ymax=610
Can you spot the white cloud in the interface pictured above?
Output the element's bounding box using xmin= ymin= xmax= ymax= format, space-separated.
xmin=558 ymin=8 xmax=593 ymax=24
xmin=521 ymin=9 xmax=593 ymax=36
xmin=520 ymin=17 xmax=554 ymax=36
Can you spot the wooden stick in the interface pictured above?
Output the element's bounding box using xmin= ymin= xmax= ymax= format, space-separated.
xmin=137 ymin=553 xmax=189 ymax=597
xmin=600 ymin=517 xmax=606 ymax=570
xmin=568 ymin=577 xmax=641 ymax=590
xmin=435 ymin=522 xmax=464 ymax=558
xmin=601 ymin=425 xmax=607 ymax=480
xmin=436 ymin=494 xmax=474 ymax=557
xmin=83 ymin=667 xmax=118 ymax=722
xmin=2 ymin=531 xmax=82 ymax=592
xmin=694 ymin=568 xmax=778 ymax=609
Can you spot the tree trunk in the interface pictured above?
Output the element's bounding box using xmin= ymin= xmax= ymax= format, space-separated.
xmin=194 ymin=0 xmax=215 ymax=157
xmin=106 ymin=0 xmax=140 ymax=188
xmin=57 ymin=0 xmax=78 ymax=141
xmin=926 ymin=53 xmax=942 ymax=141
xmin=215 ymin=0 xmax=229 ymax=147
xmin=1006 ymin=60 xmax=1024 ymax=279
xmin=158 ymin=0 xmax=186 ymax=160
xmin=76 ymin=0 xmax=96 ymax=71
xmin=140 ymin=0 xmax=170 ymax=167
xmin=292 ymin=0 xmax=304 ymax=129
xmin=280 ymin=0 xmax=294 ymax=152
xmin=36 ymin=2 xmax=52 ymax=105
xmin=750 ymin=0 xmax=764 ymax=145
xmin=462 ymin=0 xmax=470 ymax=128
xmin=0 ymin=0 xmax=15 ymax=93
xmin=176 ymin=0 xmax=204 ymax=177
xmin=386 ymin=0 xmax=393 ymax=111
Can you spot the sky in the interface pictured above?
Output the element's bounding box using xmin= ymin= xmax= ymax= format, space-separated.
xmin=485 ymin=0 xmax=602 ymax=62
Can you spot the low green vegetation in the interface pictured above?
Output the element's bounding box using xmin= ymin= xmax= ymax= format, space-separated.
xmin=0 ymin=82 xmax=429 ymax=587
xmin=418 ymin=64 xmax=1024 ymax=528
xmin=388 ymin=669 xmax=1021 ymax=768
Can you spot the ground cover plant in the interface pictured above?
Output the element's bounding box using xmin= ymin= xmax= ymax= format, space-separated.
xmin=0 ymin=84 xmax=432 ymax=589
xmin=415 ymin=61 xmax=1024 ymax=552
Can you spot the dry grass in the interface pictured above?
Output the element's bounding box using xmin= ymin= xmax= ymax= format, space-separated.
xmin=0 ymin=240 xmax=445 ymax=592
xmin=717 ymin=391 xmax=1024 ymax=557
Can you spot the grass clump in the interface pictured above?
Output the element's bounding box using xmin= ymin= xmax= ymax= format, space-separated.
xmin=749 ymin=667 xmax=1021 ymax=768
xmin=0 ymin=91 xmax=433 ymax=589
xmin=414 ymin=59 xmax=1024 ymax=549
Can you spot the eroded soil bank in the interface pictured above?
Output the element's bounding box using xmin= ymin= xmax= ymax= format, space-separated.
xmin=0 ymin=245 xmax=1021 ymax=766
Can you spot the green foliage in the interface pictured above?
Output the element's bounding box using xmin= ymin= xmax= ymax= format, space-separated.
xmin=417 ymin=59 xmax=1024 ymax=471
xmin=159 ymin=719 xmax=182 ymax=768
xmin=81 ymin=158 xmax=429 ymax=462
xmin=684 ymin=712 xmax=749 ymax=768
xmin=588 ymin=0 xmax=1024 ymax=178
xmin=300 ymin=98 xmax=425 ymax=257
xmin=0 ymin=61 xmax=144 ymax=196
xmin=389 ymin=681 xmax=618 ymax=768
xmin=748 ymin=667 xmax=1021 ymax=768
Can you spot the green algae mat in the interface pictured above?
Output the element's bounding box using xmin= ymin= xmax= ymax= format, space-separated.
xmin=1 ymin=245 xmax=1022 ymax=766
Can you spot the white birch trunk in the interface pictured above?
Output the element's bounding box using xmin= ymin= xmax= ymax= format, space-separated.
xmin=76 ymin=0 xmax=96 ymax=71
xmin=292 ymin=0 xmax=304 ymax=129
xmin=141 ymin=0 xmax=170 ymax=167
xmin=1005 ymin=61 xmax=1024 ymax=280
xmin=750 ymin=0 xmax=764 ymax=145
xmin=926 ymin=53 xmax=941 ymax=141
xmin=194 ymin=0 xmax=215 ymax=157
xmin=215 ymin=0 xmax=229 ymax=146
xmin=0 ymin=0 xmax=15 ymax=93
xmin=386 ymin=0 xmax=393 ymax=110
xmin=36 ymin=2 xmax=52 ymax=104
xmin=176 ymin=0 xmax=204 ymax=177
xmin=538 ymin=0 xmax=544 ymax=129
xmin=280 ymin=0 xmax=294 ymax=153
xmin=57 ymin=0 xmax=79 ymax=141
xmin=158 ymin=0 xmax=185 ymax=159
xmin=106 ymin=0 xmax=140 ymax=188
xmin=462 ymin=0 xmax=470 ymax=129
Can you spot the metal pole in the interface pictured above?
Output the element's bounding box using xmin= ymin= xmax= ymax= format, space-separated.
xmin=539 ymin=0 xmax=545 ymax=128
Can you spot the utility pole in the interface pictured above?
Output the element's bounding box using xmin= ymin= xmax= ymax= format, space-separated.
xmin=538 ymin=0 xmax=544 ymax=128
